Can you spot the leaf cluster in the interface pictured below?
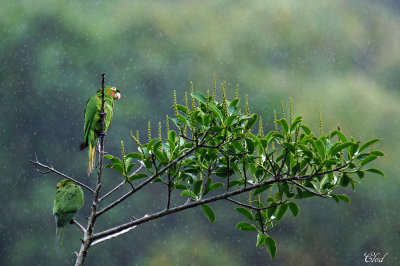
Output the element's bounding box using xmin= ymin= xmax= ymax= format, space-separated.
xmin=104 ymin=84 xmax=384 ymax=259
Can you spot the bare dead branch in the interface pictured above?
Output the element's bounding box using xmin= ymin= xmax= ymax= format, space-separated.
xmin=90 ymin=225 xmax=137 ymax=247
xmin=71 ymin=219 xmax=86 ymax=234
xmin=30 ymin=158 xmax=95 ymax=193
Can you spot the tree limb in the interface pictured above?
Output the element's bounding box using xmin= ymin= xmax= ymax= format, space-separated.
xmin=71 ymin=219 xmax=86 ymax=234
xmin=96 ymin=133 xmax=215 ymax=217
xmin=30 ymin=154 xmax=95 ymax=193
xmin=75 ymin=73 xmax=106 ymax=266
xmin=91 ymin=176 xmax=294 ymax=241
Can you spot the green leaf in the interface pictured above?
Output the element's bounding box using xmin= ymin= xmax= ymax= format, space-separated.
xmin=181 ymin=190 xmax=196 ymax=197
xmin=328 ymin=142 xmax=353 ymax=156
xmin=107 ymin=163 xmax=124 ymax=174
xmin=248 ymin=133 xmax=263 ymax=154
xmin=201 ymin=204 xmax=216 ymax=223
xmin=360 ymin=155 xmax=378 ymax=167
xmin=245 ymin=138 xmax=255 ymax=154
xmin=290 ymin=116 xmax=303 ymax=132
xmin=337 ymin=194 xmax=350 ymax=204
xmin=331 ymin=194 xmax=340 ymax=203
xmin=236 ymin=222 xmax=257 ymax=231
xmin=266 ymin=204 xmax=277 ymax=218
xmin=288 ymin=202 xmax=299 ymax=217
xmin=176 ymin=104 xmax=188 ymax=114
xmin=276 ymin=204 xmax=288 ymax=221
xmin=256 ymin=233 xmax=267 ymax=247
xmin=226 ymin=115 xmax=238 ymax=126
xmin=208 ymin=182 xmax=224 ymax=192
xmin=283 ymin=142 xmax=295 ymax=154
xmin=176 ymin=114 xmax=189 ymax=125
xmin=174 ymin=183 xmax=187 ymax=189
xmin=215 ymin=166 xmax=235 ymax=177
xmin=330 ymin=130 xmax=348 ymax=142
xmin=128 ymin=173 xmax=148 ymax=181
xmin=300 ymin=124 xmax=312 ymax=135
xmin=126 ymin=152 xmax=143 ymax=160
xmin=236 ymin=207 xmax=254 ymax=221
xmin=106 ymin=156 xmax=123 ymax=165
xmin=168 ymin=130 xmax=177 ymax=150
xmin=208 ymin=102 xmax=224 ymax=121
xmin=193 ymin=180 xmax=203 ymax=195
xmin=370 ymin=150 xmax=385 ymax=157
xmin=146 ymin=139 xmax=158 ymax=154
xmin=245 ymin=113 xmax=258 ymax=130
xmin=264 ymin=236 xmax=277 ymax=259
xmin=104 ymin=154 xmax=114 ymax=160
xmin=316 ymin=139 xmax=326 ymax=159
xmin=191 ymin=92 xmax=207 ymax=104
xmin=277 ymin=119 xmax=289 ymax=133
xmin=265 ymin=131 xmax=276 ymax=142
xmin=365 ymin=168 xmax=385 ymax=176
xmin=127 ymin=163 xmax=136 ymax=174
xmin=253 ymin=185 xmax=271 ymax=196
xmin=229 ymin=98 xmax=240 ymax=108
xmin=154 ymin=149 xmax=167 ymax=162
xmin=228 ymin=180 xmax=244 ymax=188
xmin=358 ymin=138 xmax=381 ymax=153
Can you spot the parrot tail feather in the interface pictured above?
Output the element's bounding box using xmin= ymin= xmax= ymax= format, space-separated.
xmin=56 ymin=226 xmax=66 ymax=248
xmin=88 ymin=142 xmax=96 ymax=175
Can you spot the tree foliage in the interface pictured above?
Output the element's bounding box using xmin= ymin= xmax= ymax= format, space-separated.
xmin=100 ymin=82 xmax=384 ymax=260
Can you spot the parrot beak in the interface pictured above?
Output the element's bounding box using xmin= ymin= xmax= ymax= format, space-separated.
xmin=114 ymin=92 xmax=121 ymax=100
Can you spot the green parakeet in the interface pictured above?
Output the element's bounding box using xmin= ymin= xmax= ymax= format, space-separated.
xmin=53 ymin=179 xmax=84 ymax=246
xmin=79 ymin=86 xmax=121 ymax=175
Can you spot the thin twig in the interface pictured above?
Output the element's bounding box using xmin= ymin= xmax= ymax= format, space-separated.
xmin=293 ymin=164 xmax=348 ymax=180
xmin=276 ymin=148 xmax=288 ymax=177
xmin=30 ymin=157 xmax=94 ymax=193
xmin=226 ymin=197 xmax=285 ymax=211
xmin=90 ymin=225 xmax=137 ymax=247
xmin=71 ymin=219 xmax=86 ymax=234
xmin=99 ymin=163 xmax=144 ymax=202
xmin=290 ymin=180 xmax=329 ymax=198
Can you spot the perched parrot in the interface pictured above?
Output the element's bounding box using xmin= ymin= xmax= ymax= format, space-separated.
xmin=79 ymin=86 xmax=121 ymax=175
xmin=53 ymin=179 xmax=84 ymax=246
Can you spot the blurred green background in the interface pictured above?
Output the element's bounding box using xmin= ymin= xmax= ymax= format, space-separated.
xmin=1 ymin=0 xmax=399 ymax=265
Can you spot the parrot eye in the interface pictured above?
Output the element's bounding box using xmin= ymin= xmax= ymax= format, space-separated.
xmin=111 ymin=87 xmax=116 ymax=91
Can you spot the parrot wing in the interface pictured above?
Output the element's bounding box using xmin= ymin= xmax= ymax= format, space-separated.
xmin=81 ymin=95 xmax=100 ymax=148
xmin=53 ymin=184 xmax=84 ymax=227
xmin=104 ymin=98 xmax=115 ymax=132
